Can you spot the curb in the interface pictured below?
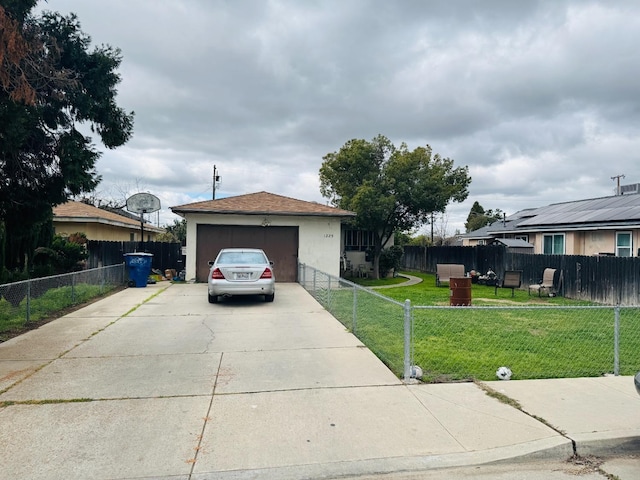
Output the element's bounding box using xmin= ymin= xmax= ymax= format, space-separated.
xmin=192 ymin=437 xmax=574 ymax=479
xmin=573 ymin=434 xmax=640 ymax=458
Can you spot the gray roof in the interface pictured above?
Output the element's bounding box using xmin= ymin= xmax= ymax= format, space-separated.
xmin=490 ymin=238 xmax=534 ymax=248
xmin=516 ymin=193 xmax=640 ymax=227
xmin=459 ymin=218 xmax=520 ymax=238
xmin=466 ymin=191 xmax=640 ymax=237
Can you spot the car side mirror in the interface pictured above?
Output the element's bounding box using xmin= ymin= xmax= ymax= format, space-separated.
xmin=208 ymin=261 xmax=214 ymax=267
xmin=270 ymin=261 xmax=274 ymax=267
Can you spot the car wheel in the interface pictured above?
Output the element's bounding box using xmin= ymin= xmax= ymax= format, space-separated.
xmin=208 ymin=293 xmax=218 ymax=304
xmin=265 ymin=293 xmax=275 ymax=302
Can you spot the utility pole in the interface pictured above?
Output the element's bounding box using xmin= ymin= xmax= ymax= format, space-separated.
xmin=212 ymin=165 xmax=220 ymax=199
xmin=611 ymin=174 xmax=625 ymax=195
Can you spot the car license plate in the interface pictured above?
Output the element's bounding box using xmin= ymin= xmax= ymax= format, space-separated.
xmin=235 ymin=272 xmax=250 ymax=280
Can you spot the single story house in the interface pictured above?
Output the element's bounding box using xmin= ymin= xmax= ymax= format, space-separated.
xmin=170 ymin=191 xmax=355 ymax=282
xmin=53 ymin=201 xmax=164 ymax=242
xmin=461 ymin=184 xmax=640 ymax=257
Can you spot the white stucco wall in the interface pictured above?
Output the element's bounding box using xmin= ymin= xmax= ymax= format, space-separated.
xmin=298 ymin=216 xmax=342 ymax=275
xmin=182 ymin=213 xmax=342 ymax=281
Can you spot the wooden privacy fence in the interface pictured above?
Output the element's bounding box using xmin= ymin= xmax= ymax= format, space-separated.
xmin=87 ymin=241 xmax=184 ymax=273
xmin=403 ymin=245 xmax=640 ymax=305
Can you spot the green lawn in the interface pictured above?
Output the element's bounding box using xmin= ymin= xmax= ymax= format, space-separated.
xmin=0 ymin=283 xmax=118 ymax=341
xmin=353 ymin=270 xmax=590 ymax=306
xmin=323 ymin=271 xmax=640 ymax=381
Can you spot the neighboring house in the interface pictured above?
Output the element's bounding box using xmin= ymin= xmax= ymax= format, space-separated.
xmin=461 ymin=185 xmax=640 ymax=257
xmin=53 ymin=201 xmax=164 ymax=242
xmin=170 ymin=191 xmax=356 ymax=282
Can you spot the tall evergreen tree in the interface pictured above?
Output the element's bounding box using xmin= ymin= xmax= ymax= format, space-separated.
xmin=0 ymin=2 xmax=133 ymax=273
xmin=465 ymin=201 xmax=504 ymax=232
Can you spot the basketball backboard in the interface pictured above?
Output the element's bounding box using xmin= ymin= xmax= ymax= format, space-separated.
xmin=126 ymin=193 xmax=161 ymax=214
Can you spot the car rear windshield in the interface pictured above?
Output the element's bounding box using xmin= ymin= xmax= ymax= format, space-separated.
xmin=217 ymin=252 xmax=267 ymax=265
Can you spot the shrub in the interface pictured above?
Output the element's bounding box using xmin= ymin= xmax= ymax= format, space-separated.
xmin=31 ymin=234 xmax=88 ymax=277
xmin=379 ymin=245 xmax=404 ymax=278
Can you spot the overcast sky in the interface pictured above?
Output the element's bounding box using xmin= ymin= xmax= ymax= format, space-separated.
xmin=41 ymin=0 xmax=640 ymax=234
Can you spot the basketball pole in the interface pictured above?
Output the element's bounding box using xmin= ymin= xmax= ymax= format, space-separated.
xmin=140 ymin=210 xmax=146 ymax=251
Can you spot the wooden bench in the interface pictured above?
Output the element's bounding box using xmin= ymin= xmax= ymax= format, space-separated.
xmin=436 ymin=264 xmax=465 ymax=286
xmin=495 ymin=270 xmax=522 ymax=297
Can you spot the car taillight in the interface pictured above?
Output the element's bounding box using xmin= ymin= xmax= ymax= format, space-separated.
xmin=260 ymin=268 xmax=272 ymax=279
xmin=211 ymin=268 xmax=225 ymax=279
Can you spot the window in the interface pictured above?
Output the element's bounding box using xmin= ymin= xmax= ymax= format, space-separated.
xmin=477 ymin=239 xmax=486 ymax=246
xmin=344 ymin=229 xmax=376 ymax=251
xmin=543 ymin=234 xmax=565 ymax=254
xmin=130 ymin=232 xmax=135 ymax=241
xmin=616 ymin=232 xmax=632 ymax=257
xmin=515 ymin=234 xmax=529 ymax=242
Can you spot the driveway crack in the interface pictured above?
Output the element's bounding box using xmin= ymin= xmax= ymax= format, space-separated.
xmin=189 ymin=352 xmax=223 ymax=477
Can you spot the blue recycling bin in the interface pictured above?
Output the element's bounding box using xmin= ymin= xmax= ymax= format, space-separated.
xmin=123 ymin=253 xmax=154 ymax=287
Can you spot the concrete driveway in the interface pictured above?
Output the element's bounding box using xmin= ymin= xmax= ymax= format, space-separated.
xmin=1 ymin=282 xmax=636 ymax=479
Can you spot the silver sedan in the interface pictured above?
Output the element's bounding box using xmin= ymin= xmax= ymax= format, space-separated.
xmin=207 ymin=248 xmax=275 ymax=303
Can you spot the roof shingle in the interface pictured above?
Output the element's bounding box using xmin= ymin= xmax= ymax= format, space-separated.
xmin=171 ymin=191 xmax=355 ymax=217
xmin=53 ymin=201 xmax=163 ymax=231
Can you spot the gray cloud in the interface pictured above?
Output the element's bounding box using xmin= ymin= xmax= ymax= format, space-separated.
xmin=42 ymin=0 xmax=640 ymax=232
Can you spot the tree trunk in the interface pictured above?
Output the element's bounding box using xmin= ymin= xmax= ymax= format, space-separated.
xmin=372 ymin=252 xmax=381 ymax=280
xmin=371 ymin=236 xmax=384 ymax=280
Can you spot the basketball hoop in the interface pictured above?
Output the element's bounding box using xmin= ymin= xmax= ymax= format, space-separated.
xmin=126 ymin=193 xmax=161 ymax=246
xmin=126 ymin=193 xmax=161 ymax=214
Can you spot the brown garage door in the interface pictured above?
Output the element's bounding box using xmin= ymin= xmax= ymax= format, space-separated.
xmin=196 ymin=225 xmax=299 ymax=282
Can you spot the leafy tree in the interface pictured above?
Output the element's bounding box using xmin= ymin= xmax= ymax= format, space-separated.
xmin=407 ymin=234 xmax=431 ymax=247
xmin=465 ymin=201 xmax=504 ymax=232
xmin=394 ymin=231 xmax=412 ymax=247
xmin=0 ymin=2 xmax=134 ymax=274
xmin=161 ymin=218 xmax=187 ymax=244
xmin=320 ymin=135 xmax=470 ymax=278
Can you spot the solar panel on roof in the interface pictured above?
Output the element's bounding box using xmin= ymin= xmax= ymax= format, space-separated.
xmin=515 ymin=193 xmax=640 ymax=226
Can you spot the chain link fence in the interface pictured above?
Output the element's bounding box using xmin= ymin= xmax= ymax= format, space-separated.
xmin=412 ymin=305 xmax=640 ymax=382
xmin=0 ymin=264 xmax=126 ymax=339
xmin=298 ymin=263 xmax=407 ymax=376
xmin=298 ymin=264 xmax=640 ymax=382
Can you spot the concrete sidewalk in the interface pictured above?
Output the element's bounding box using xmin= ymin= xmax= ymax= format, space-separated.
xmin=370 ymin=273 xmax=423 ymax=289
xmin=0 ymin=282 xmax=638 ymax=479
